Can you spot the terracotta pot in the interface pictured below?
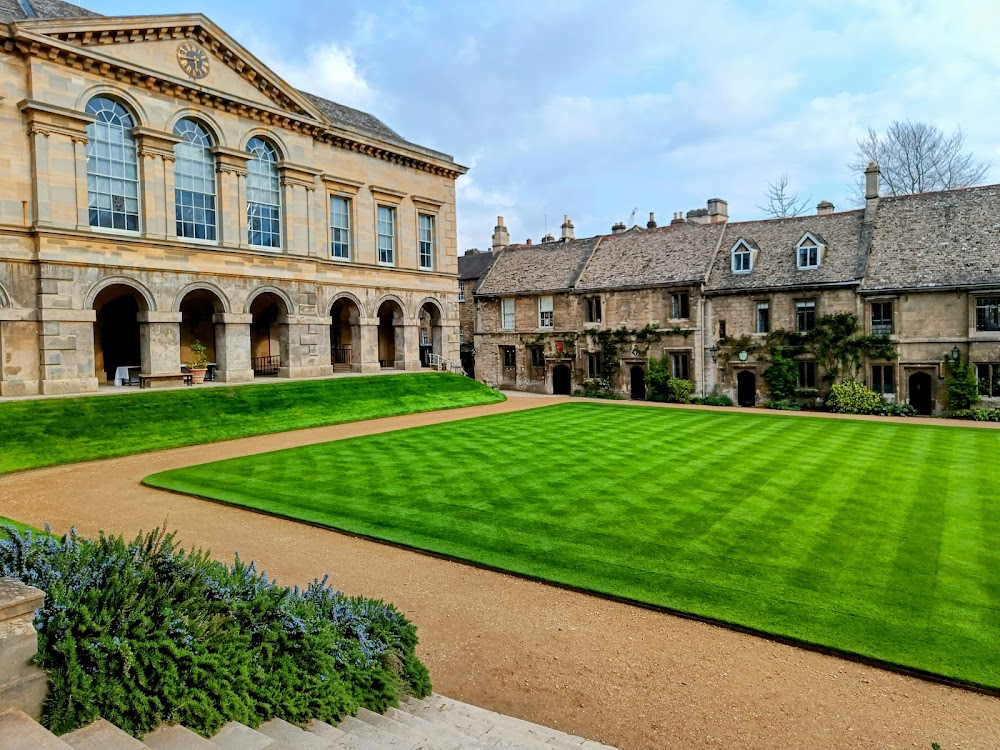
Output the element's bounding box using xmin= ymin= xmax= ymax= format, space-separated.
xmin=188 ymin=368 xmax=208 ymax=385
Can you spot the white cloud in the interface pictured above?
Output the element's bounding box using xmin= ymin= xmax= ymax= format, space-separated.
xmin=268 ymin=43 xmax=374 ymax=111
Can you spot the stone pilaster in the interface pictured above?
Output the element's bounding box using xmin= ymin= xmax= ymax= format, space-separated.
xmin=137 ymin=311 xmax=181 ymax=374
xmin=358 ymin=317 xmax=381 ymax=374
xmin=134 ymin=128 xmax=181 ymax=241
xmin=213 ymin=313 xmax=253 ymax=383
xmin=401 ymin=318 xmax=421 ymax=371
xmin=212 ymin=147 xmax=249 ymax=249
xmin=0 ymin=578 xmax=48 ymax=721
xmin=278 ymin=162 xmax=321 ymax=257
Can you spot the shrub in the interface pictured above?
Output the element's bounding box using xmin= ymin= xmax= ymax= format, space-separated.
xmin=0 ymin=526 xmax=430 ymax=737
xmin=573 ymin=378 xmax=623 ymax=400
xmin=945 ymin=359 xmax=980 ymax=411
xmin=763 ymin=354 xmax=798 ymax=400
xmin=950 ymin=407 xmax=1000 ymax=421
xmin=825 ymin=380 xmax=883 ymax=414
xmin=763 ymin=399 xmax=801 ymax=411
xmin=645 ymin=355 xmax=672 ymax=402
xmin=665 ymin=379 xmax=694 ymax=403
xmin=868 ymin=401 xmax=918 ymax=418
xmin=690 ymin=395 xmax=734 ymax=407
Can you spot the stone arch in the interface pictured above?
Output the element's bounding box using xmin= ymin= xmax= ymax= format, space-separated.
xmin=85 ymin=276 xmax=155 ymax=312
xmin=172 ymin=282 xmax=231 ymax=313
xmin=328 ymin=290 xmax=364 ymax=315
xmin=244 ymin=285 xmax=294 ymax=315
xmin=417 ymin=297 xmax=444 ymax=366
xmin=329 ymin=293 xmax=363 ymax=373
xmin=240 ymin=128 xmax=289 ymax=160
xmin=165 ymin=109 xmax=227 ymax=147
xmin=76 ymin=85 xmax=148 ymax=125
xmin=376 ymin=297 xmax=406 ymax=370
xmin=415 ymin=296 xmax=444 ymax=319
xmin=372 ymin=293 xmax=408 ymax=320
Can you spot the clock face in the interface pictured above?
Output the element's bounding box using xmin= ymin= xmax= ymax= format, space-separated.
xmin=176 ymin=41 xmax=210 ymax=80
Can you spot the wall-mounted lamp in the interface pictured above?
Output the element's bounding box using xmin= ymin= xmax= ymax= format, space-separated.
xmin=709 ymin=345 xmax=719 ymax=363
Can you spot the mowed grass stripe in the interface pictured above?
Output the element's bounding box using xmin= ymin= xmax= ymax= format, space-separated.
xmin=146 ymin=402 xmax=1000 ymax=690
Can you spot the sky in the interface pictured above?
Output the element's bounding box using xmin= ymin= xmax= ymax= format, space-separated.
xmin=87 ymin=0 xmax=1000 ymax=251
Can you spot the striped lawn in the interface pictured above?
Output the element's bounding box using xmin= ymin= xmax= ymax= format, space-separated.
xmin=145 ymin=402 xmax=1000 ymax=690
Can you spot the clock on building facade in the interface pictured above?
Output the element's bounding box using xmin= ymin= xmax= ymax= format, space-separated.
xmin=176 ymin=41 xmax=210 ymax=80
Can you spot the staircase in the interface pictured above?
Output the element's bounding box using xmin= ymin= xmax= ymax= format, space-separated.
xmin=0 ymin=693 xmax=619 ymax=749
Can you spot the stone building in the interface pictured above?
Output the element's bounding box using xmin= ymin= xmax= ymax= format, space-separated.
xmin=456 ymin=246 xmax=493 ymax=374
xmin=476 ymin=167 xmax=1000 ymax=414
xmin=0 ymin=0 xmax=465 ymax=396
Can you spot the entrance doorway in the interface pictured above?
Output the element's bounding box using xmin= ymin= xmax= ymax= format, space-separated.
xmin=249 ymin=292 xmax=287 ymax=377
xmin=630 ymin=365 xmax=646 ymax=400
xmin=737 ymin=370 xmax=756 ymax=407
xmin=93 ymin=284 xmax=144 ymax=383
xmin=552 ymin=364 xmax=572 ymax=395
xmin=909 ymin=371 xmax=933 ymax=415
xmin=330 ymin=297 xmax=360 ymax=372
xmin=377 ymin=300 xmax=404 ymax=369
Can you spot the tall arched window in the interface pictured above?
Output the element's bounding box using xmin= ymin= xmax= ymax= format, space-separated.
xmin=246 ymin=137 xmax=281 ymax=248
xmin=173 ymin=119 xmax=217 ymax=241
xmin=85 ymin=97 xmax=140 ymax=232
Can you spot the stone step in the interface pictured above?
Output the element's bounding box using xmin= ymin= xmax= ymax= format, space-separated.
xmin=258 ymin=718 xmax=334 ymax=750
xmin=0 ymin=708 xmax=74 ymax=750
xmin=384 ymin=704 xmax=488 ymax=749
xmin=62 ymin=718 xmax=150 ymax=750
xmin=304 ymin=719 xmax=380 ymax=750
xmin=143 ymin=724 xmax=220 ymax=750
xmin=338 ymin=714 xmax=423 ymax=750
xmin=401 ymin=699 xmax=531 ymax=750
xmin=209 ymin=720 xmax=290 ymax=750
xmin=355 ymin=706 xmax=468 ymax=750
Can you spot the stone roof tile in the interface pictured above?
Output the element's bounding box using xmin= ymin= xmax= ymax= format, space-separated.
xmin=458 ymin=250 xmax=494 ymax=281
xmin=476 ymin=238 xmax=599 ymax=296
xmin=0 ymin=0 xmax=99 ymax=22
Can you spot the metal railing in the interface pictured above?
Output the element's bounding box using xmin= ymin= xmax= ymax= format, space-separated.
xmin=333 ymin=348 xmax=353 ymax=365
xmin=427 ymin=353 xmax=466 ymax=375
xmin=252 ymin=355 xmax=280 ymax=376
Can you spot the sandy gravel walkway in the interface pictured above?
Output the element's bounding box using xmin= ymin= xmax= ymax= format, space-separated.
xmin=1 ymin=396 xmax=998 ymax=749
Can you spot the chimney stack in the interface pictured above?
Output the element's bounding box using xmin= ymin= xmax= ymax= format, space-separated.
xmin=464 ymin=248 xmax=481 ymax=256
xmin=647 ymin=212 xmax=657 ymax=229
xmin=671 ymin=212 xmax=685 ymax=225
xmin=865 ymin=162 xmax=880 ymax=200
xmin=525 ymin=238 xmax=532 ymax=245
xmin=542 ymin=232 xmax=555 ymax=243
xmin=560 ymin=214 xmax=575 ymax=241
xmin=816 ymin=200 xmax=835 ymax=216
xmin=611 ymin=221 xmax=626 ymax=234
xmin=707 ymin=198 xmax=728 ymax=223
xmin=491 ymin=216 xmax=510 ymax=252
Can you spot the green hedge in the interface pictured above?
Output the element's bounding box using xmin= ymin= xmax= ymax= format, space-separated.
xmin=0 ymin=526 xmax=430 ymax=737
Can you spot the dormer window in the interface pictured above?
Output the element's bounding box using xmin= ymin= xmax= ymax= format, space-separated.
xmin=796 ymin=233 xmax=824 ymax=270
xmin=731 ymin=239 xmax=755 ymax=274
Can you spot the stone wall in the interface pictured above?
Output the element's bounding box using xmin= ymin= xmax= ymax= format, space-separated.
xmin=0 ymin=578 xmax=47 ymax=721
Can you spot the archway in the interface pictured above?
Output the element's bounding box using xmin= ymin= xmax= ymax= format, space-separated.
xmin=630 ymin=365 xmax=646 ymax=400
xmin=330 ymin=297 xmax=361 ymax=372
xmin=418 ymin=300 xmax=443 ymax=367
xmin=737 ymin=370 xmax=756 ymax=407
xmin=93 ymin=284 xmax=146 ymax=383
xmin=909 ymin=371 xmax=933 ymax=415
xmin=377 ymin=300 xmax=404 ymax=369
xmin=249 ymin=292 xmax=288 ymax=377
xmin=552 ymin=364 xmax=572 ymax=395
xmin=179 ymin=289 xmax=223 ymax=375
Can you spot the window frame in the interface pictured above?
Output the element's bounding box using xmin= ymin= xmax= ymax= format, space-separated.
xmin=418 ymin=213 xmax=435 ymax=270
xmin=976 ymin=363 xmax=1000 ymax=396
xmin=670 ymin=352 xmax=690 ymax=380
xmin=584 ymin=296 xmax=602 ymax=324
xmin=755 ymin=301 xmax=770 ymax=334
xmin=501 ymin=345 xmax=517 ymax=370
xmin=329 ymin=194 xmax=352 ymax=260
xmin=538 ymin=295 xmax=554 ymax=328
xmin=172 ymin=118 xmax=217 ymax=243
xmin=871 ymin=300 xmax=894 ymax=335
xmin=670 ymin=292 xmax=690 ymax=320
xmin=245 ymin=136 xmax=282 ymax=249
xmin=85 ymin=96 xmax=141 ymax=234
xmin=377 ymin=205 xmax=396 ymax=265
xmin=731 ymin=240 xmax=753 ymax=274
xmin=871 ymin=364 xmax=895 ymax=394
xmin=458 ymin=281 xmax=465 ymax=303
xmin=586 ymin=351 xmax=603 ymax=379
xmin=501 ymin=298 xmax=515 ymax=330
xmin=796 ymin=234 xmax=822 ymax=270
xmin=797 ymin=360 xmax=817 ymax=388
xmin=796 ymin=300 xmax=816 ymax=332
xmin=530 ymin=346 xmax=545 ymax=369
xmin=975 ymin=296 xmax=1000 ymax=332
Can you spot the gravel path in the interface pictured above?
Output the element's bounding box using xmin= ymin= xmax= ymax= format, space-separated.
xmin=1 ymin=396 xmax=998 ymax=749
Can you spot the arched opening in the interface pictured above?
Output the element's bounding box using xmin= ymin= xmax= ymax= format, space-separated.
xmin=330 ymin=297 xmax=361 ymax=372
xmin=377 ymin=300 xmax=404 ymax=369
xmin=179 ymin=289 xmax=223 ymax=378
xmin=552 ymin=364 xmax=572 ymax=395
xmin=249 ymin=292 xmax=288 ymax=377
xmin=93 ymin=284 xmax=146 ymax=384
xmin=737 ymin=370 xmax=756 ymax=407
xmin=909 ymin=371 xmax=933 ymax=415
xmin=630 ymin=365 xmax=646 ymax=400
xmin=418 ymin=301 xmax=443 ymax=367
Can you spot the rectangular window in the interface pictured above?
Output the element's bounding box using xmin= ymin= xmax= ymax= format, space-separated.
xmin=756 ymin=302 xmax=770 ymax=334
xmin=871 ymin=301 xmax=893 ymax=335
xmin=585 ymin=297 xmax=602 ymax=324
xmin=418 ymin=214 xmax=435 ymax=270
xmin=330 ymin=196 xmax=351 ymax=259
xmin=501 ymin=346 xmax=516 ymax=370
xmin=671 ymin=352 xmax=690 ymax=380
xmin=871 ymin=364 xmax=895 ymax=394
xmin=458 ymin=281 xmax=465 ymax=303
xmin=501 ymin=298 xmax=515 ymax=330
xmin=798 ymin=241 xmax=820 ymax=269
xmin=796 ymin=300 xmax=816 ymax=332
xmin=586 ymin=352 xmax=603 ymax=379
xmin=798 ymin=360 xmax=816 ymax=388
xmin=377 ymin=205 xmax=395 ymax=265
xmin=975 ymin=297 xmax=1000 ymax=331
xmin=530 ymin=347 xmax=545 ymax=369
xmin=719 ymin=320 xmax=727 ymax=339
xmin=538 ymin=295 xmax=554 ymax=328
xmin=671 ymin=292 xmax=689 ymax=319
xmin=977 ymin=363 xmax=1000 ymax=396
xmin=174 ymin=142 xmax=217 ymax=241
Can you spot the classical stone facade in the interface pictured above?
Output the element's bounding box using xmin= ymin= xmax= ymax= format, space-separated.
xmin=475 ymin=171 xmax=1000 ymax=414
xmin=0 ymin=1 xmax=465 ymax=396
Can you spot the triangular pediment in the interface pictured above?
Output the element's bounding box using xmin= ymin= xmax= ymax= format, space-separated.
xmin=11 ymin=14 xmax=326 ymax=123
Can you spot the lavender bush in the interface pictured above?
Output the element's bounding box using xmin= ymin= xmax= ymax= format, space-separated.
xmin=0 ymin=525 xmax=430 ymax=737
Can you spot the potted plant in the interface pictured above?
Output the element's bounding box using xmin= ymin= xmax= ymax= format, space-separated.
xmin=186 ymin=340 xmax=210 ymax=384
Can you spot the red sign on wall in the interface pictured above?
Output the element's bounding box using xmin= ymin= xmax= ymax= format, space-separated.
xmin=555 ymin=341 xmax=564 ymax=352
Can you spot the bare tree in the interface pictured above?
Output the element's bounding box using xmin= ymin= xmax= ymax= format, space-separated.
xmin=757 ymin=173 xmax=810 ymax=218
xmin=849 ymin=120 xmax=991 ymax=201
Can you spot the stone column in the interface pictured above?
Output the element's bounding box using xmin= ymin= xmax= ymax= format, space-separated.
xmin=401 ymin=317 xmax=422 ymax=371
xmin=36 ymin=309 xmax=99 ymax=396
xmin=277 ymin=162 xmax=322 ymax=256
xmin=316 ymin=315 xmax=334 ymax=377
xmin=137 ymin=311 xmax=181 ymax=374
xmin=358 ymin=317 xmax=381 ymax=374
xmin=0 ymin=578 xmax=48 ymax=721
xmin=72 ymin=135 xmax=90 ymax=230
xmin=282 ymin=314 xmax=331 ymax=379
xmin=133 ymin=128 xmax=181 ymax=241
xmin=273 ymin=313 xmax=293 ymax=378
xmin=212 ymin=313 xmax=253 ymax=383
xmin=212 ymin=147 xmax=249 ymax=249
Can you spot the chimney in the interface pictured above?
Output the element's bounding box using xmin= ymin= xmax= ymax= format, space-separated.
xmin=647 ymin=212 xmax=657 ymax=229
xmin=816 ymin=200 xmax=835 ymax=216
xmin=560 ymin=214 xmax=575 ymax=241
xmin=464 ymin=248 xmax=481 ymax=256
xmin=611 ymin=221 xmax=626 ymax=234
xmin=542 ymin=232 xmax=555 ymax=243
xmin=525 ymin=238 xmax=532 ymax=245
xmin=707 ymin=198 xmax=728 ymax=223
xmin=491 ymin=216 xmax=510 ymax=251
xmin=865 ymin=162 xmax=880 ymax=200
xmin=686 ymin=208 xmax=709 ymax=225
xmin=670 ymin=212 xmax=685 ymax=225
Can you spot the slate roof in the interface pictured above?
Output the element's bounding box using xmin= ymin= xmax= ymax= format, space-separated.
xmin=476 ymin=238 xmax=600 ymax=296
xmin=458 ymin=250 xmax=494 ymax=282
xmin=0 ymin=0 xmax=98 ymax=22
xmin=576 ymin=222 xmax=725 ymax=290
xmin=862 ymin=184 xmax=1000 ymax=291
xmin=706 ymin=211 xmax=865 ymax=293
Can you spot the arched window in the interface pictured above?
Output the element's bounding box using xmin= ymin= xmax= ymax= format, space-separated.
xmin=85 ymin=96 xmax=140 ymax=232
xmin=246 ymin=136 xmax=281 ymax=248
xmin=173 ymin=119 xmax=217 ymax=241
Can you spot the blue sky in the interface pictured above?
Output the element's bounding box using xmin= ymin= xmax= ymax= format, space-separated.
xmin=88 ymin=0 xmax=1000 ymax=250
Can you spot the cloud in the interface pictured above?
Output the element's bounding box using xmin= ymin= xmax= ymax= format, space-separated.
xmin=267 ymin=43 xmax=374 ymax=111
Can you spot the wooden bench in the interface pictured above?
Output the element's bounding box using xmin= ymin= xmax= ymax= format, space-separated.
xmin=137 ymin=373 xmax=191 ymax=389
